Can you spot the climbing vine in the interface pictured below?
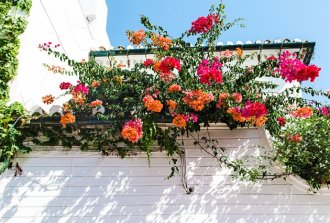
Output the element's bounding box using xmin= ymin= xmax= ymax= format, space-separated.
xmin=0 ymin=0 xmax=32 ymax=174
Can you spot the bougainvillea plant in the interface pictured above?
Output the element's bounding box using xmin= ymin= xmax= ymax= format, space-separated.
xmin=34 ymin=3 xmax=330 ymax=188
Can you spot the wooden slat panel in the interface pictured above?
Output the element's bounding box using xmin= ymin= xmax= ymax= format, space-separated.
xmin=2 ymin=203 xmax=330 ymax=217
xmin=1 ymin=215 xmax=330 ymax=223
xmin=2 ymin=128 xmax=330 ymax=223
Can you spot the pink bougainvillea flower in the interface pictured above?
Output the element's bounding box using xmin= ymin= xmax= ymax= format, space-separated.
xmin=231 ymin=92 xmax=243 ymax=103
xmin=276 ymin=51 xmax=321 ymax=83
xmin=183 ymin=113 xmax=199 ymax=123
xmin=221 ymin=49 xmax=234 ymax=58
xmin=73 ymin=81 xmax=89 ymax=95
xmin=320 ymin=107 xmax=330 ymax=117
xmin=197 ymin=57 xmax=223 ymax=85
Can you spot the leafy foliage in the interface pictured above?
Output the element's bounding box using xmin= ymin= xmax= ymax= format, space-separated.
xmin=0 ymin=0 xmax=31 ymax=174
xmin=274 ymin=115 xmax=330 ymax=189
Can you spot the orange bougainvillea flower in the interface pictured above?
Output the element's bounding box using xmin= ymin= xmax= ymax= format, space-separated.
xmin=127 ymin=29 xmax=146 ymax=45
xmin=72 ymin=92 xmax=86 ymax=105
xmin=216 ymin=92 xmax=230 ymax=108
xmin=151 ymin=34 xmax=173 ymax=51
xmin=236 ymin=47 xmax=243 ymax=58
xmin=121 ymin=119 xmax=143 ymax=143
xmin=227 ymin=107 xmax=246 ymax=122
xmin=219 ymin=92 xmax=229 ymax=100
xmin=291 ymin=106 xmax=313 ymax=118
xmin=143 ymin=95 xmax=163 ymax=113
xmin=172 ymin=114 xmax=187 ymax=128
xmin=90 ymin=100 xmax=103 ymax=108
xmin=182 ymin=90 xmax=213 ymax=111
xmin=62 ymin=103 xmax=71 ymax=113
xmin=166 ymin=100 xmax=177 ymax=110
xmin=42 ymin=94 xmax=55 ymax=105
xmin=152 ymin=60 xmax=162 ymax=73
xmin=91 ymin=80 xmax=100 ymax=88
xmin=254 ymin=115 xmax=268 ymax=127
xmin=60 ymin=113 xmax=75 ymax=128
xmin=168 ymin=84 xmax=182 ymax=93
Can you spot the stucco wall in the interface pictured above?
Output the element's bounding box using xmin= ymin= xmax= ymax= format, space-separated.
xmin=9 ymin=0 xmax=110 ymax=112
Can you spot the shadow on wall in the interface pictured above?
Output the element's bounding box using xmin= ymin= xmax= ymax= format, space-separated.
xmin=1 ymin=128 xmax=330 ymax=223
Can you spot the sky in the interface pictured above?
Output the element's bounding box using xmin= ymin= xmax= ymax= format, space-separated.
xmin=106 ymin=0 xmax=329 ymax=103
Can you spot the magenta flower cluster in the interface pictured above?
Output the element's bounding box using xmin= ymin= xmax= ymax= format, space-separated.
xmin=276 ymin=51 xmax=320 ymax=83
xmin=73 ymin=81 xmax=89 ymax=95
xmin=197 ymin=57 xmax=223 ymax=85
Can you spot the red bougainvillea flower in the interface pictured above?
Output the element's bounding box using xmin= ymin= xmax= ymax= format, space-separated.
xmin=277 ymin=117 xmax=286 ymax=126
xmin=91 ymin=80 xmax=100 ymax=88
xmin=59 ymin=82 xmax=72 ymax=90
xmin=267 ymin=55 xmax=277 ymax=61
xmin=197 ymin=57 xmax=223 ymax=85
xmin=143 ymin=95 xmax=163 ymax=113
xmin=73 ymin=81 xmax=89 ymax=95
xmin=276 ymin=51 xmax=321 ymax=83
xmin=42 ymin=94 xmax=55 ymax=105
xmin=121 ymin=119 xmax=143 ymax=143
xmin=60 ymin=113 xmax=75 ymax=128
xmin=127 ymin=30 xmax=145 ymax=45
xmin=159 ymin=57 xmax=181 ymax=73
xmin=288 ymin=134 xmax=302 ymax=143
xmin=168 ymin=84 xmax=182 ymax=93
xmin=291 ymin=106 xmax=313 ymax=118
xmin=143 ymin=59 xmax=154 ymax=67
xmin=231 ymin=92 xmax=243 ymax=103
xmin=241 ymin=101 xmax=268 ymax=119
xmin=189 ymin=14 xmax=219 ymax=34
xmin=295 ymin=65 xmax=321 ymax=82
xmin=89 ymin=100 xmax=103 ymax=108
xmin=172 ymin=114 xmax=187 ymax=128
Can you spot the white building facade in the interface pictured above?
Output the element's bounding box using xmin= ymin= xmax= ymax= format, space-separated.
xmin=2 ymin=1 xmax=330 ymax=223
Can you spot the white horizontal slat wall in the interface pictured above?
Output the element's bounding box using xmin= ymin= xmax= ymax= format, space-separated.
xmin=1 ymin=127 xmax=330 ymax=223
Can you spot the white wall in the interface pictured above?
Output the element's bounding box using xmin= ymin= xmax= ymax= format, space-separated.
xmin=9 ymin=0 xmax=111 ymax=113
xmin=1 ymin=127 xmax=330 ymax=223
